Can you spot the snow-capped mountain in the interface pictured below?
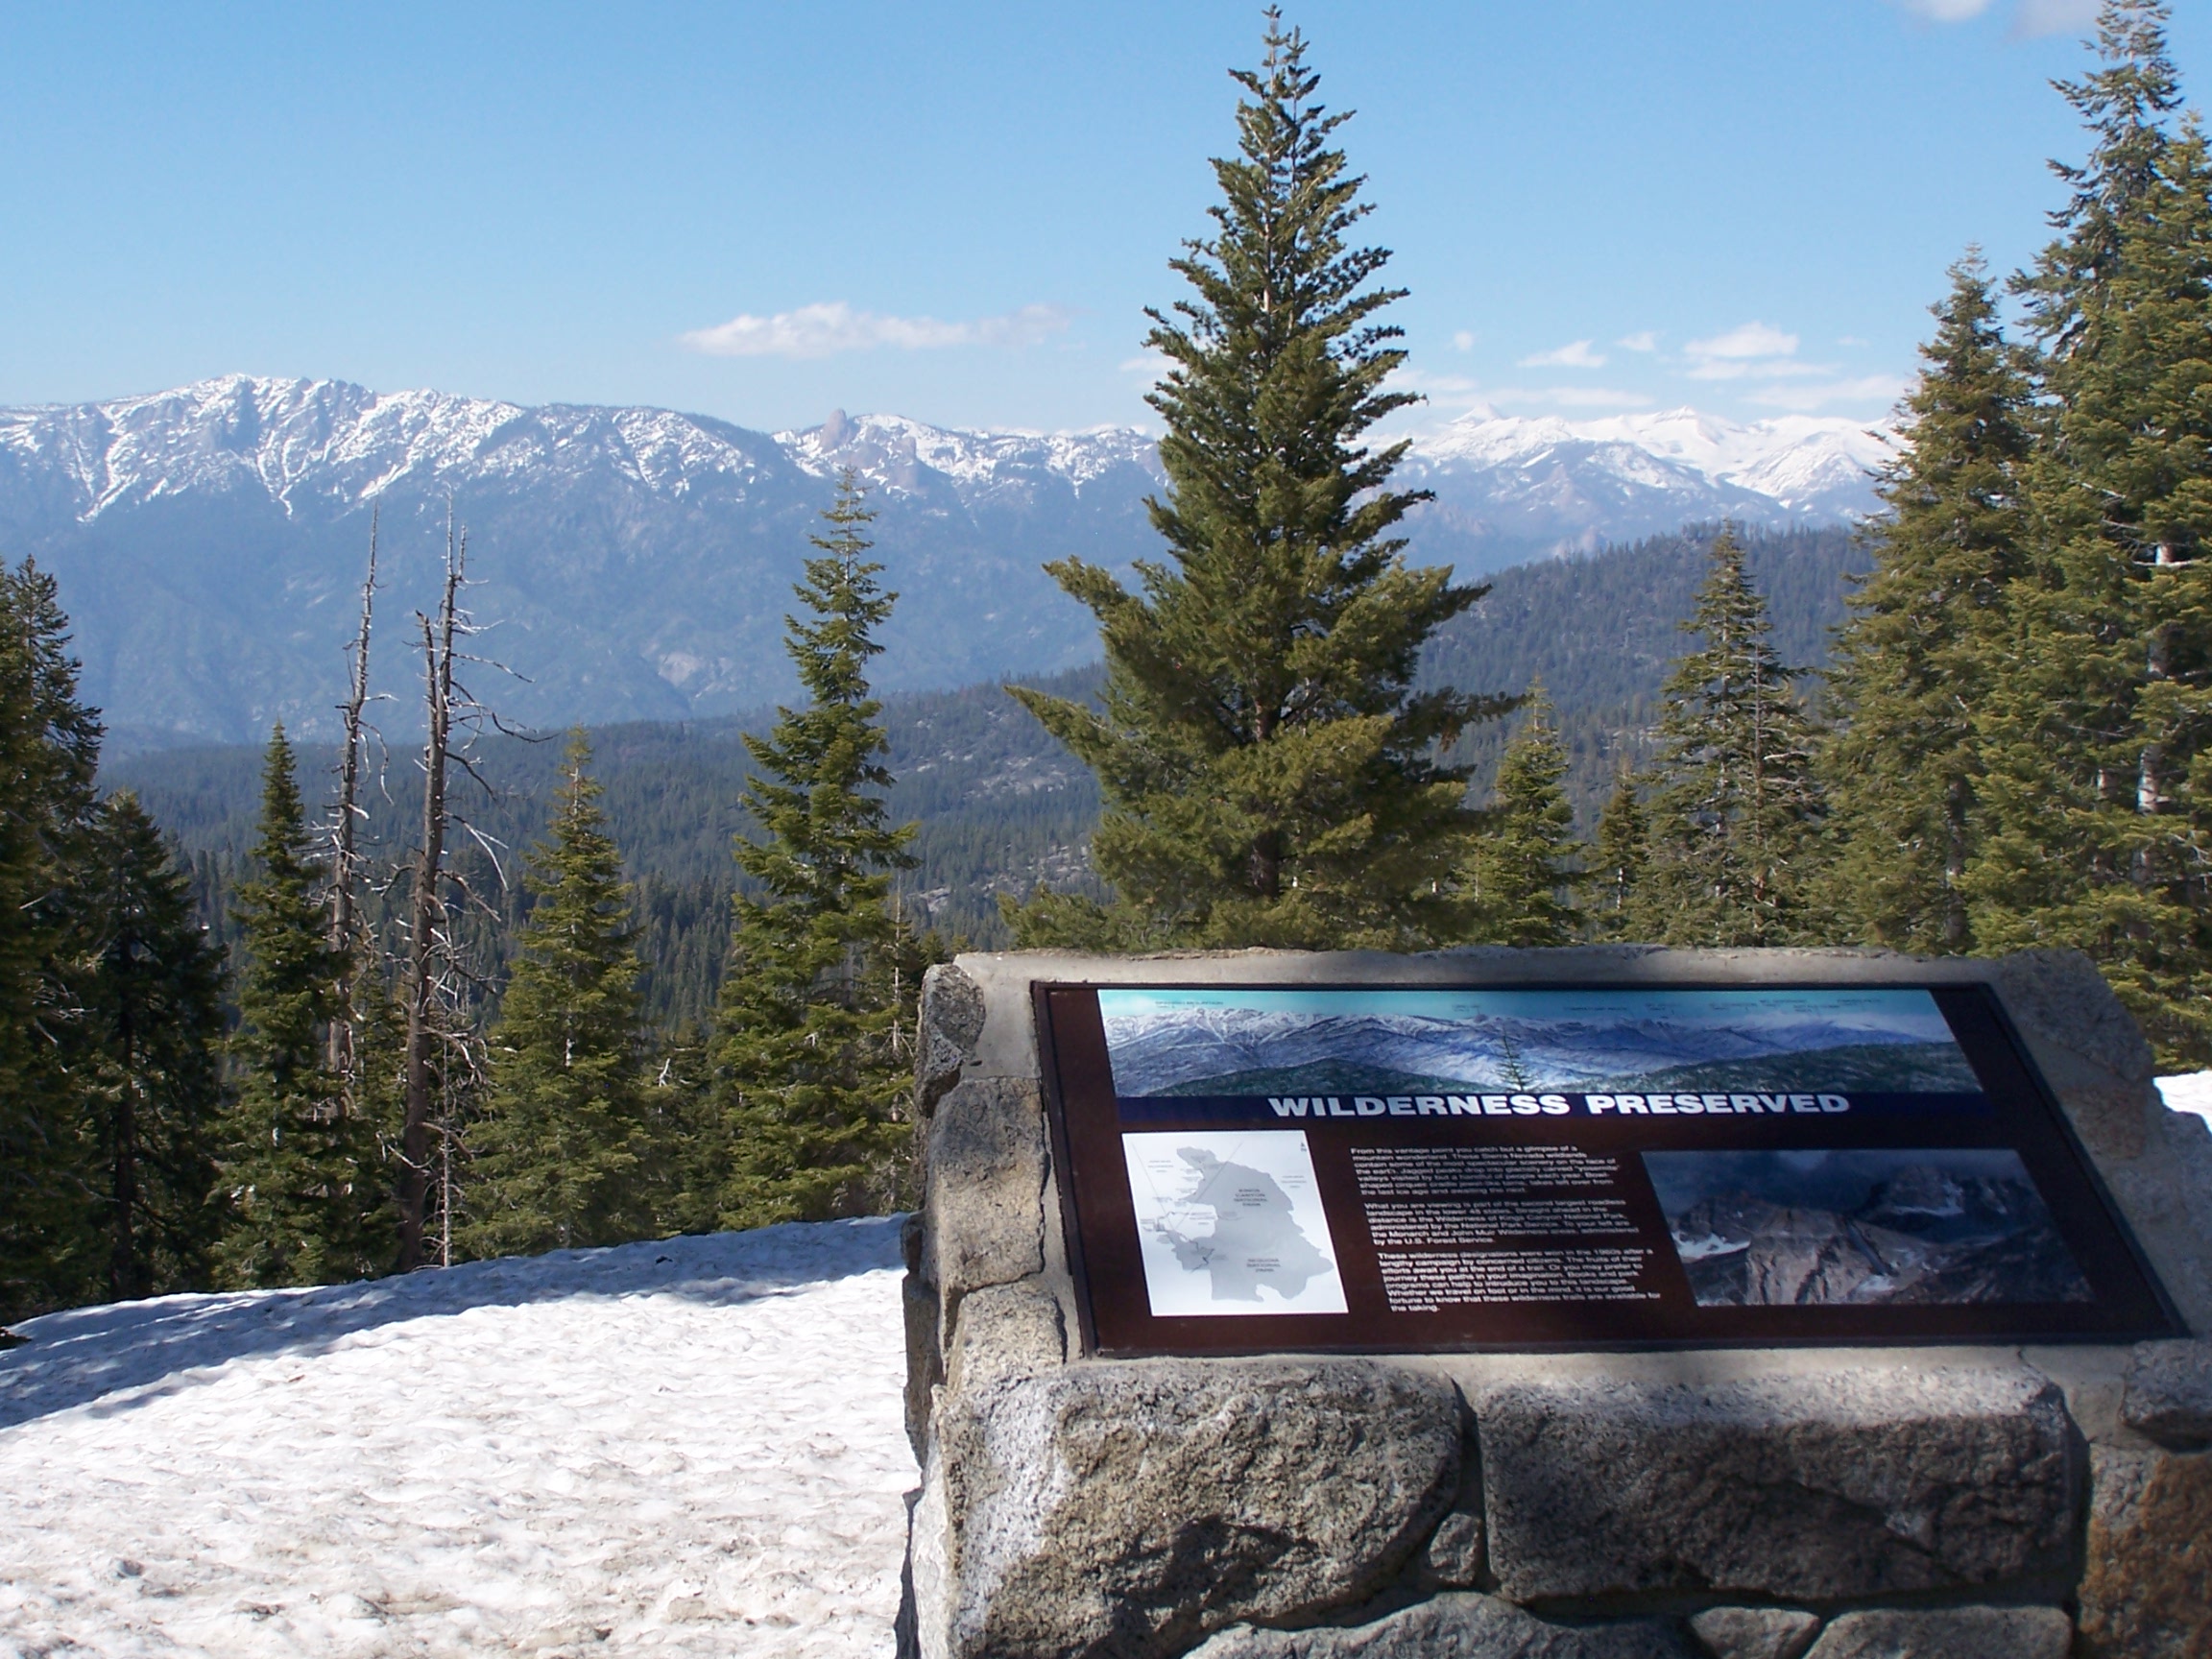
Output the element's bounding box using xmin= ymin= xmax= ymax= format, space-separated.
xmin=781 ymin=408 xmax=1161 ymax=501
xmin=1101 ymin=1002 xmax=1974 ymax=1099
xmin=0 ymin=378 xmax=781 ymax=520
xmin=0 ymin=376 xmax=1163 ymax=744
xmin=0 ymin=379 xmax=1156 ymax=530
xmin=1396 ymin=407 xmax=1888 ymax=561
xmin=0 ymin=376 xmax=1887 ymax=744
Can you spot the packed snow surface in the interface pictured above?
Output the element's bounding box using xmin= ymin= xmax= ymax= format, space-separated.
xmin=0 ymin=1219 xmax=914 ymax=1658
xmin=2155 ymin=1070 xmax=2212 ymax=1126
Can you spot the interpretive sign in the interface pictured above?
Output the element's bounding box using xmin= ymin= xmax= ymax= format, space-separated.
xmin=1034 ymin=982 xmax=2182 ymax=1354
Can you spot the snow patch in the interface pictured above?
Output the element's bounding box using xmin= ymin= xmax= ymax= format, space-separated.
xmin=2155 ymin=1070 xmax=2212 ymax=1126
xmin=0 ymin=1219 xmax=913 ymax=1657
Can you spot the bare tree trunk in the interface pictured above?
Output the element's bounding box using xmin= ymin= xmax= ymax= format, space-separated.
xmin=397 ymin=531 xmax=461 ymax=1271
xmin=328 ymin=511 xmax=377 ymax=1085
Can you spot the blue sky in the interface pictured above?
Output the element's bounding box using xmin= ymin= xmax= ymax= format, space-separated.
xmin=3 ymin=1 xmax=2205 ymax=434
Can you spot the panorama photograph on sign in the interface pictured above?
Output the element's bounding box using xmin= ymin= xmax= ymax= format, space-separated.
xmin=1096 ymin=985 xmax=1985 ymax=1102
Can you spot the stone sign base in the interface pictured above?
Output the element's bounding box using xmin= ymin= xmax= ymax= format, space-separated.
xmin=897 ymin=948 xmax=2212 ymax=1659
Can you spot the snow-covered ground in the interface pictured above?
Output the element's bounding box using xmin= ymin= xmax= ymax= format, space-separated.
xmin=0 ymin=1218 xmax=914 ymax=1659
xmin=2155 ymin=1070 xmax=2212 ymax=1127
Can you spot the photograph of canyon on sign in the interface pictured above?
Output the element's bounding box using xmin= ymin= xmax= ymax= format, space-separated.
xmin=3 ymin=3 xmax=2211 ymax=1656
xmin=1646 ymin=1146 xmax=2094 ymax=1308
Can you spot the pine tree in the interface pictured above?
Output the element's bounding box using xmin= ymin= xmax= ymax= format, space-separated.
xmin=0 ymin=560 xmax=104 ymax=1323
xmin=1465 ymin=685 xmax=1583 ymax=947
xmin=1816 ymin=257 xmax=2034 ymax=953
xmin=1971 ymin=39 xmax=2212 ymax=1065
xmin=709 ymin=474 xmax=918 ymax=1229
xmin=1632 ymin=528 xmax=1823 ymax=947
xmin=1005 ymin=12 xmax=1506 ymax=950
xmin=464 ymin=732 xmax=654 ymax=1258
xmin=217 ymin=726 xmax=381 ymax=1287
xmin=74 ymin=793 xmax=227 ymax=1301
xmin=1589 ymin=768 xmax=1649 ymax=940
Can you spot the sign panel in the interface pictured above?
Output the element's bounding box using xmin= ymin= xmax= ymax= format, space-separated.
xmin=1035 ymin=982 xmax=2181 ymax=1354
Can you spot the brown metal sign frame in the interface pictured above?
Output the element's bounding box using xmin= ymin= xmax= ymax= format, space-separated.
xmin=1035 ymin=980 xmax=2183 ymax=1357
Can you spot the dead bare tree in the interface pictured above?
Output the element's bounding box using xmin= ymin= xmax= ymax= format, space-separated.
xmin=397 ymin=525 xmax=462 ymax=1271
xmin=393 ymin=512 xmax=524 ymax=1270
xmin=327 ymin=509 xmax=379 ymax=1088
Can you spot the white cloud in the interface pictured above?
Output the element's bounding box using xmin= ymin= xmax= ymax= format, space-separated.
xmin=1518 ymin=339 xmax=1608 ymax=369
xmin=1118 ymin=348 xmax=1171 ymax=374
xmin=1887 ymin=0 xmax=2095 ymax=36
xmin=1687 ymin=321 xmax=1800 ymax=362
xmin=1683 ymin=322 xmax=1816 ymax=381
xmin=1452 ymin=330 xmax=1477 ymax=352
xmin=1544 ymin=386 xmax=1656 ymax=408
xmin=1746 ymin=373 xmax=1905 ymax=412
xmin=1393 ymin=370 xmax=1492 ymax=413
xmin=1679 ymin=324 xmax=1894 ymax=398
xmin=2012 ymin=0 xmax=2097 ymax=37
xmin=1392 ymin=368 xmax=1651 ymax=413
xmin=1893 ymin=0 xmax=1993 ymax=20
xmin=1616 ymin=331 xmax=1660 ymax=353
xmin=682 ymin=301 xmax=1070 ymax=359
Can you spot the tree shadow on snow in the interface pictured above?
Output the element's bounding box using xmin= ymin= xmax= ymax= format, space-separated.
xmin=0 ymin=1215 xmax=905 ymax=1432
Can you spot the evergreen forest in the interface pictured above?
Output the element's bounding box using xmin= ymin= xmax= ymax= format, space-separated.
xmin=5 ymin=0 xmax=2209 ymax=1325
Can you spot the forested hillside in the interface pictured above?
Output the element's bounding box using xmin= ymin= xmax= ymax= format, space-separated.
xmin=1433 ymin=523 xmax=1863 ymax=823
xmin=108 ymin=524 xmax=1862 ymax=1025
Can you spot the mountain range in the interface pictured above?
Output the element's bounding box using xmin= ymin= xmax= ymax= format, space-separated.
xmin=1100 ymin=1004 xmax=1972 ymax=1099
xmin=0 ymin=375 xmax=1891 ymax=745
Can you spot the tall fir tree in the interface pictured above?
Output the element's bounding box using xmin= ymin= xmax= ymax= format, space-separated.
xmin=1971 ymin=74 xmax=2212 ymax=1063
xmin=1464 ymin=685 xmax=1583 ymax=947
xmin=72 ymin=793 xmax=227 ymax=1301
xmin=1006 ymin=12 xmax=1506 ymax=950
xmin=2014 ymin=0 xmax=2183 ymax=354
xmin=0 ymin=559 xmax=105 ymax=1323
xmin=465 ymin=733 xmax=655 ymax=1258
xmin=1589 ymin=768 xmax=1649 ymax=940
xmin=1631 ymin=528 xmax=1824 ymax=947
xmin=216 ymin=726 xmax=383 ymax=1286
xmin=709 ymin=474 xmax=918 ymax=1229
xmin=1816 ymin=257 xmax=2035 ymax=953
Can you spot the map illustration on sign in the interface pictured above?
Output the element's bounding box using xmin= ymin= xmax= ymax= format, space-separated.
xmin=1646 ymin=1147 xmax=2091 ymax=1308
xmin=1121 ymin=1131 xmax=1348 ymax=1316
xmin=1096 ymin=986 xmax=1982 ymax=1099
